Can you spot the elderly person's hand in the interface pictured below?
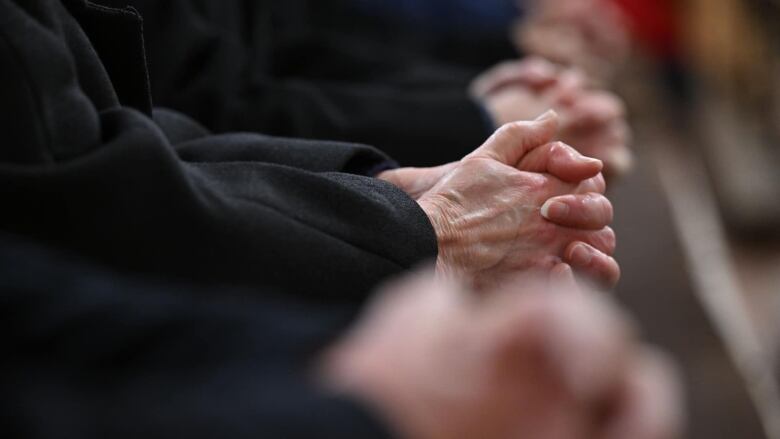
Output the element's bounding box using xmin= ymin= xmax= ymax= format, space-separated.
xmin=379 ymin=111 xmax=618 ymax=290
xmin=321 ymin=268 xmax=683 ymax=439
xmin=471 ymin=57 xmax=633 ymax=178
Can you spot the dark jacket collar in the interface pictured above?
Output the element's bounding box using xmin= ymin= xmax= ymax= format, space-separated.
xmin=63 ymin=0 xmax=153 ymax=115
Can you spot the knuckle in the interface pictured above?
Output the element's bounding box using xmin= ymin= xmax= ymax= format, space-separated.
xmin=581 ymin=227 xmax=616 ymax=255
xmin=519 ymin=172 xmax=548 ymax=192
xmin=550 ymin=141 xmax=571 ymax=156
xmin=577 ymin=179 xmax=596 ymax=194
xmin=598 ymin=227 xmax=618 ymax=253
xmin=607 ymin=256 xmax=622 ymax=284
xmin=603 ymin=199 xmax=615 ymax=222
xmin=578 ymin=194 xmax=598 ymax=214
xmin=536 ymin=221 xmax=560 ymax=244
xmin=497 ymin=121 xmax=524 ymax=140
xmin=578 ymin=174 xmax=606 ymax=194
xmin=594 ymin=173 xmax=607 ymax=192
xmin=590 ymin=194 xmax=614 ymax=222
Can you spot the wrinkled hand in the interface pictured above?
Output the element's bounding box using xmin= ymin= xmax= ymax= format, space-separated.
xmin=473 ymin=57 xmax=633 ymax=178
xmin=321 ymin=268 xmax=683 ymax=439
xmin=379 ymin=112 xmax=619 ymax=289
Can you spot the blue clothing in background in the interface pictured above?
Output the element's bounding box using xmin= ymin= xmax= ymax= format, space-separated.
xmin=352 ymin=0 xmax=522 ymax=34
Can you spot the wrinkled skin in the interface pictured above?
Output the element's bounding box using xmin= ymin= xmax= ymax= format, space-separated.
xmin=472 ymin=57 xmax=633 ymax=178
xmin=380 ymin=112 xmax=619 ymax=290
xmin=320 ymin=268 xmax=684 ymax=439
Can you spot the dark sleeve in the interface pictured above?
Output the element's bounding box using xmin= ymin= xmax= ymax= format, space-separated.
xmin=129 ymin=0 xmax=491 ymax=167
xmin=0 ymin=235 xmax=395 ymax=439
xmin=165 ymin=115 xmax=401 ymax=176
xmin=0 ymin=0 xmax=437 ymax=302
xmin=153 ymin=108 xmax=401 ymax=176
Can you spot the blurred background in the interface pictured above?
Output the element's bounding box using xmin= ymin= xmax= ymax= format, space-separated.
xmin=312 ymin=0 xmax=780 ymax=437
xmin=534 ymin=1 xmax=780 ymax=437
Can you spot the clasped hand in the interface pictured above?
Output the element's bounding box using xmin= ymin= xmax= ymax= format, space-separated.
xmin=379 ymin=111 xmax=618 ymax=290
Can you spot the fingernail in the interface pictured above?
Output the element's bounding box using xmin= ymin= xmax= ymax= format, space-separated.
xmin=574 ymin=153 xmax=604 ymax=174
xmin=534 ymin=109 xmax=557 ymax=121
xmin=569 ymin=243 xmax=593 ymax=266
xmin=541 ymin=200 xmax=570 ymax=221
xmin=581 ymin=155 xmax=603 ymax=167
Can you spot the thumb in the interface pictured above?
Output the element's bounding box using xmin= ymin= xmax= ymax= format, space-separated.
xmin=467 ymin=110 xmax=559 ymax=166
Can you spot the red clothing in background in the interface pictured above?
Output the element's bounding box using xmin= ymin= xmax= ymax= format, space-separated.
xmin=611 ymin=0 xmax=678 ymax=57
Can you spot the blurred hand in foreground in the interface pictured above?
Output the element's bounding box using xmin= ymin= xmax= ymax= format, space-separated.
xmin=379 ymin=111 xmax=619 ymax=290
xmin=321 ymin=268 xmax=683 ymax=439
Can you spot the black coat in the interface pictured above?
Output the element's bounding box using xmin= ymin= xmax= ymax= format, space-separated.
xmin=0 ymin=232 xmax=393 ymax=438
xmin=0 ymin=0 xmax=437 ymax=302
xmin=107 ymin=0 xmax=493 ymax=167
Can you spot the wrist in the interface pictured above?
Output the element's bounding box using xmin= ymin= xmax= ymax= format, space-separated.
xmin=376 ymin=168 xmax=430 ymax=200
xmin=417 ymin=196 xmax=462 ymax=280
xmin=376 ymin=169 xmax=399 ymax=186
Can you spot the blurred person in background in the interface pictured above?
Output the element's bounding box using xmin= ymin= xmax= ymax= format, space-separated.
xmin=339 ymin=0 xmax=632 ymax=82
xmin=328 ymin=0 xmax=672 ymax=84
xmin=112 ymin=0 xmax=633 ymax=177
xmin=2 ymin=232 xmax=683 ymax=439
xmin=516 ymin=0 xmax=632 ymax=82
